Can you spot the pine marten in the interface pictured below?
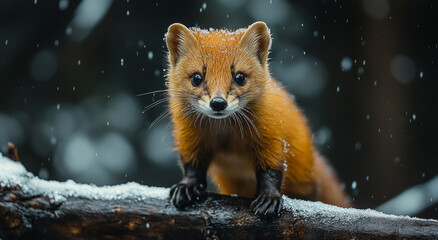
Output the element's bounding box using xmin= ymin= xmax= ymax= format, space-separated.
xmin=164 ymin=21 xmax=350 ymax=217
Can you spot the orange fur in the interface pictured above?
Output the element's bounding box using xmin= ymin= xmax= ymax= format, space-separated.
xmin=165 ymin=22 xmax=350 ymax=207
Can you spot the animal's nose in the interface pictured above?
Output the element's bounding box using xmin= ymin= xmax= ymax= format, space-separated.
xmin=210 ymin=97 xmax=228 ymax=111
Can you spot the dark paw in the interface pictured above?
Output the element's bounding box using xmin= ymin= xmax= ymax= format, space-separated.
xmin=250 ymin=192 xmax=283 ymax=217
xmin=169 ymin=182 xmax=206 ymax=208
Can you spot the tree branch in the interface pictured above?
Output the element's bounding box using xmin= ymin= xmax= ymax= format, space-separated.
xmin=0 ymin=155 xmax=437 ymax=240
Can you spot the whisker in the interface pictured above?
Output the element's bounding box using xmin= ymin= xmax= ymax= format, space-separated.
xmin=199 ymin=114 xmax=205 ymax=128
xmin=161 ymin=103 xmax=191 ymax=137
xmin=238 ymin=111 xmax=253 ymax=139
xmin=237 ymin=89 xmax=252 ymax=99
xmin=164 ymin=120 xmax=173 ymax=137
xmin=137 ymin=89 xmax=173 ymax=96
xmin=239 ymin=110 xmax=261 ymax=140
xmin=245 ymin=105 xmax=281 ymax=137
xmin=233 ymin=112 xmax=244 ymax=140
xmin=142 ymin=95 xmax=198 ymax=113
xmin=217 ymin=118 xmax=222 ymax=133
xmin=228 ymin=114 xmax=234 ymax=127
xmin=242 ymin=108 xmax=266 ymax=130
xmin=148 ymin=102 xmax=186 ymax=129
xmin=192 ymin=111 xmax=202 ymax=128
xmin=174 ymin=105 xmax=191 ymax=119
xmin=180 ymin=107 xmax=197 ymax=121
xmin=149 ymin=111 xmax=172 ymax=129
xmin=142 ymin=98 xmax=169 ymax=113
xmin=137 ymin=89 xmax=200 ymax=99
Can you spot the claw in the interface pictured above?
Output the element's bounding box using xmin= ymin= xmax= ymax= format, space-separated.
xmin=169 ymin=182 xmax=207 ymax=208
xmin=251 ymin=193 xmax=283 ymax=217
xmin=185 ymin=187 xmax=191 ymax=202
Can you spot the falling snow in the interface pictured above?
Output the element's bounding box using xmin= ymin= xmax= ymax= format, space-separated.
xmin=66 ymin=26 xmax=72 ymax=35
xmin=351 ymin=181 xmax=357 ymax=190
xmin=340 ymin=57 xmax=352 ymax=71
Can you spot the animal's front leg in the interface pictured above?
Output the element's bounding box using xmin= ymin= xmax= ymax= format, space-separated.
xmin=169 ymin=161 xmax=208 ymax=208
xmin=250 ymin=167 xmax=283 ymax=217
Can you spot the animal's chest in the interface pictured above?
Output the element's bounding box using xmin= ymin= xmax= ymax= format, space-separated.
xmin=205 ymin=128 xmax=251 ymax=153
xmin=201 ymin=119 xmax=259 ymax=197
xmin=208 ymin=150 xmax=257 ymax=197
xmin=204 ymin=130 xmax=256 ymax=183
xmin=210 ymin=151 xmax=254 ymax=171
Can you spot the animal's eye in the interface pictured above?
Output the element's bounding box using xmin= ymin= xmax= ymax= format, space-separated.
xmin=191 ymin=73 xmax=204 ymax=87
xmin=234 ymin=72 xmax=247 ymax=86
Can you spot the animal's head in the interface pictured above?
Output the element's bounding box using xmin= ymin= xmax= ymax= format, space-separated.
xmin=165 ymin=22 xmax=271 ymax=120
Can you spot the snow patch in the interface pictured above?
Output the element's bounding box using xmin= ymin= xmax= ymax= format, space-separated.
xmin=282 ymin=195 xmax=425 ymax=223
xmin=190 ymin=27 xmax=246 ymax=38
xmin=0 ymin=154 xmax=168 ymax=203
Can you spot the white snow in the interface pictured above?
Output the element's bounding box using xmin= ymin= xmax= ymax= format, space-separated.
xmin=279 ymin=137 xmax=290 ymax=153
xmin=282 ymin=195 xmax=427 ymax=223
xmin=340 ymin=57 xmax=352 ymax=71
xmin=351 ymin=181 xmax=357 ymax=190
xmin=0 ymin=154 xmax=168 ymax=203
xmin=189 ymin=27 xmax=246 ymax=37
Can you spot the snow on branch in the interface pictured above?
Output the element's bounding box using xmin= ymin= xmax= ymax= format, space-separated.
xmin=0 ymin=154 xmax=437 ymax=240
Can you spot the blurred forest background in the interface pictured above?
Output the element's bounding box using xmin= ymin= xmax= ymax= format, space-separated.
xmin=0 ymin=0 xmax=437 ymax=219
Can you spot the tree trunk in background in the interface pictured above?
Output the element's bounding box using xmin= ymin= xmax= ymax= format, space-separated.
xmin=362 ymin=3 xmax=408 ymax=206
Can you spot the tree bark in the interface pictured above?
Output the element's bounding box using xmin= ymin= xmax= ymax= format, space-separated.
xmin=0 ymin=157 xmax=437 ymax=240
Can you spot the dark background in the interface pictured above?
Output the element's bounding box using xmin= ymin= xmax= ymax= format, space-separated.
xmin=0 ymin=0 xmax=437 ymax=219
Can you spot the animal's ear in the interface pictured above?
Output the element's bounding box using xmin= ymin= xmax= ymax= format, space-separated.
xmin=166 ymin=23 xmax=198 ymax=67
xmin=239 ymin=21 xmax=271 ymax=66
